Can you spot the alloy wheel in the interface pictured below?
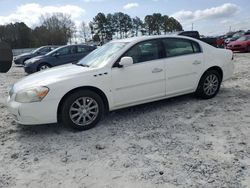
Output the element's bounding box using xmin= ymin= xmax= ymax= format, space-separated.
xmin=69 ymin=97 xmax=99 ymax=126
xmin=203 ymin=74 xmax=219 ymax=96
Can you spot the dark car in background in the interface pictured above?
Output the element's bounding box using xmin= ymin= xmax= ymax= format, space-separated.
xmin=13 ymin=46 xmax=59 ymax=65
xmin=24 ymin=44 xmax=96 ymax=74
xmin=178 ymin=31 xmax=217 ymax=47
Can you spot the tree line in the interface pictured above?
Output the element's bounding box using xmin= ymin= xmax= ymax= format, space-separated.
xmin=89 ymin=12 xmax=183 ymax=43
xmin=0 ymin=13 xmax=75 ymax=49
xmin=0 ymin=12 xmax=183 ymax=49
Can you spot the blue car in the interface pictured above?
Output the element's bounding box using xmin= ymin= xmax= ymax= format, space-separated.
xmin=24 ymin=44 xmax=96 ymax=74
xmin=13 ymin=46 xmax=59 ymax=65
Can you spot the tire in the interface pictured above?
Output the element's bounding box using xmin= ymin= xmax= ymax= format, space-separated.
xmin=195 ymin=70 xmax=222 ymax=99
xmin=60 ymin=90 xmax=105 ymax=131
xmin=247 ymin=46 xmax=250 ymax=53
xmin=37 ymin=63 xmax=51 ymax=71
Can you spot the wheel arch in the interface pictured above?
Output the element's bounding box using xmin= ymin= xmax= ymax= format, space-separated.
xmin=196 ymin=66 xmax=223 ymax=92
xmin=57 ymin=86 xmax=109 ymax=122
xmin=201 ymin=66 xmax=223 ymax=81
xmin=37 ymin=62 xmax=52 ymax=70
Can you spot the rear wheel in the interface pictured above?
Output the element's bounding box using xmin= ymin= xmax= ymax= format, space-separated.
xmin=37 ymin=63 xmax=51 ymax=71
xmin=60 ymin=90 xmax=104 ymax=130
xmin=195 ymin=70 xmax=222 ymax=99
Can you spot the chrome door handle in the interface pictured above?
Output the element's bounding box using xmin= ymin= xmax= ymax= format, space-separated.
xmin=193 ymin=60 xmax=201 ymax=65
xmin=152 ymin=68 xmax=163 ymax=73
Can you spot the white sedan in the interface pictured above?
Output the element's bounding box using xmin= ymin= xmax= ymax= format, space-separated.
xmin=6 ymin=36 xmax=234 ymax=130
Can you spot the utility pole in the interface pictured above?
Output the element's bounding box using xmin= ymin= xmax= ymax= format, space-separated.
xmin=192 ymin=23 xmax=194 ymax=31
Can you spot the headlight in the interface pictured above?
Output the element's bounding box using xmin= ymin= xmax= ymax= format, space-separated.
xmin=15 ymin=86 xmax=49 ymax=103
xmin=25 ymin=58 xmax=37 ymax=65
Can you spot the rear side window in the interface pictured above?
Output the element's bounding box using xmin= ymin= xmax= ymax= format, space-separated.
xmin=77 ymin=46 xmax=89 ymax=53
xmin=192 ymin=41 xmax=201 ymax=53
xmin=163 ymin=38 xmax=201 ymax=57
xmin=57 ymin=46 xmax=75 ymax=55
xmin=123 ymin=40 xmax=160 ymax=64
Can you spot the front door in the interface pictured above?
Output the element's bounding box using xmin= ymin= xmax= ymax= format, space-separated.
xmin=55 ymin=46 xmax=76 ymax=65
xmin=111 ymin=40 xmax=166 ymax=107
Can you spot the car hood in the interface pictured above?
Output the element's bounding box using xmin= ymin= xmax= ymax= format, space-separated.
xmin=228 ymin=40 xmax=247 ymax=46
xmin=24 ymin=55 xmax=48 ymax=65
xmin=32 ymin=55 xmax=47 ymax=60
xmin=13 ymin=64 xmax=91 ymax=92
xmin=16 ymin=52 xmax=32 ymax=58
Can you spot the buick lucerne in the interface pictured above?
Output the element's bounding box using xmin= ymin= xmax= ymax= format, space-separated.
xmin=6 ymin=36 xmax=234 ymax=130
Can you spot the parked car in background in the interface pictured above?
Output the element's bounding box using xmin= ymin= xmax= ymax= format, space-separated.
xmin=24 ymin=44 xmax=96 ymax=74
xmin=226 ymin=35 xmax=250 ymax=52
xmin=224 ymin=31 xmax=245 ymax=45
xmin=178 ymin=31 xmax=218 ymax=47
xmin=13 ymin=46 xmax=59 ymax=65
xmin=7 ymin=36 xmax=234 ymax=130
xmin=245 ymin=30 xmax=250 ymax=35
xmin=216 ymin=35 xmax=226 ymax=48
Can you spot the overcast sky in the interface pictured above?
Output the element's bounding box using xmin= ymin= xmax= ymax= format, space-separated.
xmin=0 ymin=0 xmax=249 ymax=36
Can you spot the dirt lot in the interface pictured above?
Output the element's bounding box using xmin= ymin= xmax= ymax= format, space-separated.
xmin=0 ymin=53 xmax=250 ymax=188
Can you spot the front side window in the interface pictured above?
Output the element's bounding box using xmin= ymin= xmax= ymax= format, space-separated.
xmin=163 ymin=38 xmax=201 ymax=57
xmin=123 ymin=40 xmax=160 ymax=64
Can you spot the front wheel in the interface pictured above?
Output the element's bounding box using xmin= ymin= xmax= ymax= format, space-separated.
xmin=60 ymin=90 xmax=104 ymax=130
xmin=247 ymin=46 xmax=250 ymax=53
xmin=195 ymin=70 xmax=222 ymax=99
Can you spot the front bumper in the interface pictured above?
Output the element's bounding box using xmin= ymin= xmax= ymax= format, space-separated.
xmin=24 ymin=65 xmax=36 ymax=74
xmin=226 ymin=46 xmax=246 ymax=52
xmin=6 ymin=95 xmax=58 ymax=125
xmin=13 ymin=58 xmax=23 ymax=65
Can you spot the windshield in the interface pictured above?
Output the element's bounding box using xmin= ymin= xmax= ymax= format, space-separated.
xmin=32 ymin=47 xmax=44 ymax=54
xmin=77 ymin=42 xmax=128 ymax=68
xmin=237 ymin=36 xmax=250 ymax=41
xmin=232 ymin=33 xmax=241 ymax=39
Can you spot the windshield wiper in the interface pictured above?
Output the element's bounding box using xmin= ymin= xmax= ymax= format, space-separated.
xmin=73 ymin=63 xmax=89 ymax=67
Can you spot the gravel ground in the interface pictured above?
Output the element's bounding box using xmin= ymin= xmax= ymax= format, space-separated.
xmin=0 ymin=53 xmax=250 ymax=188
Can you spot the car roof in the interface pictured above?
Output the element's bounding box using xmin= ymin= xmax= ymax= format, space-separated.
xmin=112 ymin=35 xmax=200 ymax=43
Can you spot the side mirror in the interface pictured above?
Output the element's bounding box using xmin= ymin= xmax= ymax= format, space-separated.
xmin=119 ymin=57 xmax=133 ymax=67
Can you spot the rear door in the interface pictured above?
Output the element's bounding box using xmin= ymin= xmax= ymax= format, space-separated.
xmin=162 ymin=38 xmax=204 ymax=96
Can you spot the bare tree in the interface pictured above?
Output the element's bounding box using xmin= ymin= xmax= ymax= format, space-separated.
xmin=80 ymin=21 xmax=89 ymax=43
xmin=40 ymin=13 xmax=76 ymax=45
